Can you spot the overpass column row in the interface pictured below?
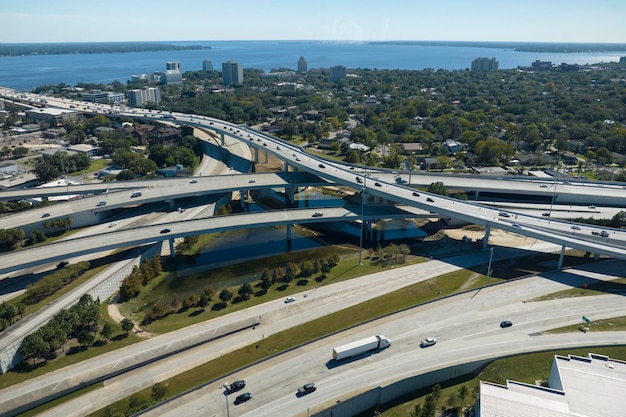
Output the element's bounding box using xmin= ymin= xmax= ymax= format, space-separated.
xmin=558 ymin=245 xmax=566 ymax=269
xmin=168 ymin=239 xmax=175 ymax=258
xmin=220 ymin=132 xmax=225 ymax=147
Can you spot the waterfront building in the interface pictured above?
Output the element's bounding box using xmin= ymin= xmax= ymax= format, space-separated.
xmin=131 ymin=74 xmax=148 ymax=83
xmin=128 ymin=87 xmax=161 ymax=107
xmin=166 ymin=61 xmax=181 ymax=72
xmin=329 ymin=65 xmax=347 ymax=82
xmin=471 ymin=57 xmax=499 ymax=71
xmin=202 ymin=59 xmax=214 ymax=71
xmin=161 ymin=70 xmax=182 ymax=85
xmin=531 ymin=60 xmax=553 ymax=70
xmin=222 ymin=61 xmax=244 ymax=86
xmin=476 ymin=353 xmax=626 ymax=417
xmin=297 ymin=56 xmax=308 ymax=73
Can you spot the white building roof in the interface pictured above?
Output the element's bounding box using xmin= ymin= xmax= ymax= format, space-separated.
xmin=478 ymin=353 xmax=626 ymax=417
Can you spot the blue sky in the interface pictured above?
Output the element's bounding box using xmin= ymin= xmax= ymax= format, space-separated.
xmin=2 ymin=0 xmax=625 ymax=43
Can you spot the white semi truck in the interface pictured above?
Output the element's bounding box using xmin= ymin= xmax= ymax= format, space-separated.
xmin=332 ymin=335 xmax=391 ymax=360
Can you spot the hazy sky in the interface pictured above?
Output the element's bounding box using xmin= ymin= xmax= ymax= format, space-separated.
xmin=2 ymin=0 xmax=625 ymax=43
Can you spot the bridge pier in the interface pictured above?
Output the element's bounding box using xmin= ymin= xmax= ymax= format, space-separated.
xmin=285 ymin=187 xmax=295 ymax=208
xmin=220 ymin=132 xmax=225 ymax=147
xmin=168 ymin=238 xmax=175 ymax=257
xmin=240 ymin=190 xmax=245 ymax=209
xmin=483 ymin=224 xmax=491 ymax=248
xmin=284 ymin=160 xmax=290 ymax=172
xmin=557 ymin=245 xmax=566 ymax=269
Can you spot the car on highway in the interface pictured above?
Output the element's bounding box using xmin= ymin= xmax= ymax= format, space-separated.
xmin=500 ymin=320 xmax=513 ymax=328
xmin=42 ymin=213 xmax=50 ymax=218
xmin=160 ymin=228 xmax=171 ymax=234
xmin=356 ymin=177 xmax=363 ymax=183
xmin=512 ymin=223 xmax=522 ymax=228
xmin=234 ymin=392 xmax=252 ymax=405
xmin=312 ymin=212 xmax=323 ymax=217
xmin=96 ymin=201 xmax=107 ymax=206
xmin=295 ymin=157 xmax=301 ymax=161
xmin=190 ymin=179 xmax=197 ymax=184
xmin=426 ymin=197 xmax=434 ymax=202
xmin=276 ymin=145 xmax=281 ymax=150
xmin=130 ymin=192 xmax=142 ymax=198
xmin=539 ymin=184 xmax=548 ymax=188
xmin=499 ymin=211 xmax=511 ymax=217
xmin=248 ymin=179 xmax=256 ymax=183
xmin=109 ymin=222 xmax=117 ymax=227
xmin=374 ymin=182 xmax=382 ymax=187
xmin=588 ymin=205 xmax=596 ymax=209
xmin=56 ymin=261 xmax=69 ymax=269
xmin=285 ymin=296 xmax=296 ymax=303
xmin=318 ymin=163 xmax=326 ymax=168
xmin=298 ymin=382 xmax=317 ymax=396
xmin=542 ymin=212 xmax=550 ymax=217
xmin=412 ymin=192 xmax=420 ymax=197
xmin=227 ymin=380 xmax=246 ymax=393
xmin=420 ymin=337 xmax=437 ymax=348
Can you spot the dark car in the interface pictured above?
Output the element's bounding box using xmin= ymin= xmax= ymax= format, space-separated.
xmin=130 ymin=191 xmax=142 ymax=198
xmin=298 ymin=382 xmax=317 ymax=396
xmin=234 ymin=392 xmax=252 ymax=405
xmin=42 ymin=213 xmax=50 ymax=218
xmin=160 ymin=228 xmax=171 ymax=234
xmin=318 ymin=163 xmax=326 ymax=168
xmin=426 ymin=197 xmax=434 ymax=202
xmin=374 ymin=182 xmax=382 ymax=187
xmin=412 ymin=192 xmax=420 ymax=197
xmin=312 ymin=212 xmax=323 ymax=217
xmin=356 ymin=177 xmax=363 ymax=183
xmin=56 ymin=261 xmax=69 ymax=269
xmin=500 ymin=320 xmax=513 ymax=328
xmin=228 ymin=380 xmax=246 ymax=393
xmin=542 ymin=212 xmax=550 ymax=217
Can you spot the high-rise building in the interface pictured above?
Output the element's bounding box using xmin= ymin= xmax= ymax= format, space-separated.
xmin=166 ymin=61 xmax=181 ymax=72
xmin=329 ymin=65 xmax=347 ymax=82
xmin=128 ymin=87 xmax=161 ymax=107
xmin=297 ymin=56 xmax=308 ymax=73
xmin=222 ymin=61 xmax=243 ymax=86
xmin=202 ymin=59 xmax=214 ymax=72
xmin=471 ymin=57 xmax=499 ymax=71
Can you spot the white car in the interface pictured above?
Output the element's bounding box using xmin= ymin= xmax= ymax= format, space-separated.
xmin=109 ymin=222 xmax=117 ymax=227
xmin=248 ymin=179 xmax=256 ymax=183
xmin=420 ymin=337 xmax=437 ymax=348
xmin=284 ymin=297 xmax=296 ymax=303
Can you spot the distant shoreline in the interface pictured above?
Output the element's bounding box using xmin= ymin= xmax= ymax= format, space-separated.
xmin=1 ymin=40 xmax=625 ymax=57
xmin=0 ymin=42 xmax=211 ymax=57
xmin=368 ymin=40 xmax=626 ymax=53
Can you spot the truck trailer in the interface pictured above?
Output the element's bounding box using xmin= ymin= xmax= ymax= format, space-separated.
xmin=332 ymin=335 xmax=391 ymax=360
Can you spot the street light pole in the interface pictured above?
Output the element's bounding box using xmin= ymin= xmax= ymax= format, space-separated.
xmin=222 ymin=383 xmax=230 ymax=417
xmin=486 ymin=247 xmax=494 ymax=286
xmin=549 ymin=180 xmax=558 ymax=215
xmin=359 ymin=186 xmax=365 ymax=265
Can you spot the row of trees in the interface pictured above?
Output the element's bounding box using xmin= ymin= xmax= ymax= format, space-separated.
xmin=18 ymin=294 xmax=101 ymax=364
xmin=119 ymin=255 xmax=163 ymax=301
xmin=141 ymin=255 xmax=342 ymax=324
xmin=31 ymin=151 xmax=90 ymax=183
xmin=24 ymin=261 xmax=91 ymax=304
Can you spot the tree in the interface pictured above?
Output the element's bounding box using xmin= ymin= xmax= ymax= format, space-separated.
xmin=458 ymin=385 xmax=469 ymax=411
xmin=219 ymin=288 xmax=233 ymax=303
xmin=120 ymin=318 xmax=134 ymax=334
xmin=182 ymin=293 xmax=200 ymax=310
xmin=151 ymin=382 xmax=167 ymax=402
xmin=29 ymin=229 xmax=47 ymax=245
xmin=237 ymin=283 xmax=253 ymax=301
xmin=100 ymin=322 xmax=114 ymax=341
xmin=76 ymin=329 xmax=95 ymax=348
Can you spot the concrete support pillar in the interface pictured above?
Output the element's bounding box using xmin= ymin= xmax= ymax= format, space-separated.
xmin=254 ymin=148 xmax=259 ymax=163
xmin=220 ymin=132 xmax=225 ymax=147
xmin=285 ymin=187 xmax=295 ymax=208
xmin=240 ymin=190 xmax=245 ymax=209
xmin=166 ymin=200 xmax=176 ymax=209
xmin=594 ymin=253 xmax=600 ymax=260
xmin=483 ymin=224 xmax=491 ymax=249
xmin=557 ymin=245 xmax=566 ymax=269
xmin=284 ymin=160 xmax=290 ymax=172
xmin=168 ymin=239 xmax=175 ymax=257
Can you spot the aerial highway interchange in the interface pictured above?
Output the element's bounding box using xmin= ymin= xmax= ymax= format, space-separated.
xmin=0 ymin=89 xmax=625 ymax=416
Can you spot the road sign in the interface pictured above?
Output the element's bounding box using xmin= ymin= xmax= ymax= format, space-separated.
xmin=582 ymin=316 xmax=590 ymax=323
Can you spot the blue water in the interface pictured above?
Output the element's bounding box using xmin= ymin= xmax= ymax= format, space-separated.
xmin=1 ymin=40 xmax=624 ymax=91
